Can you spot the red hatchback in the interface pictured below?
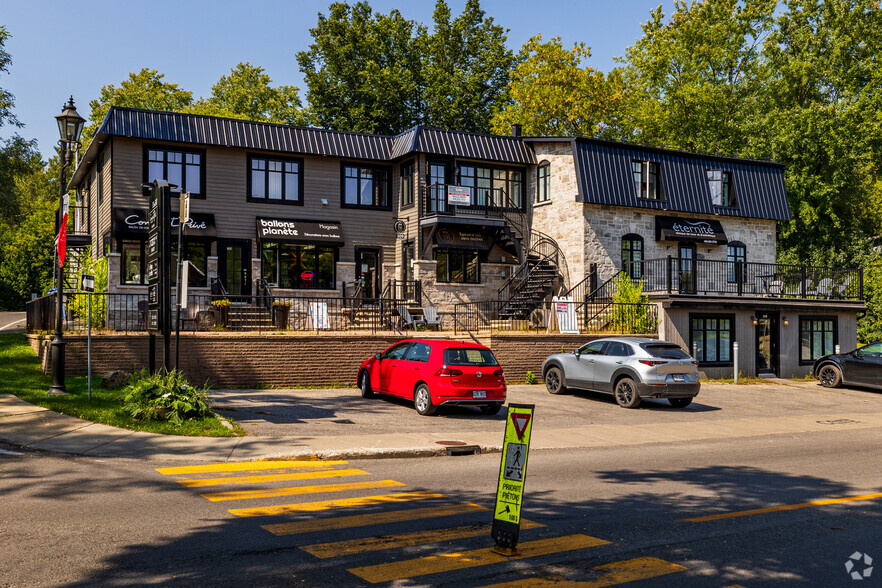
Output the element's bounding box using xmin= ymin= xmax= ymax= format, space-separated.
xmin=358 ymin=339 xmax=507 ymax=416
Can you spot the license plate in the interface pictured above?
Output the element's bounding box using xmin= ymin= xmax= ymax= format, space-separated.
xmin=472 ymin=390 xmax=487 ymax=399
xmin=672 ymin=374 xmax=686 ymax=382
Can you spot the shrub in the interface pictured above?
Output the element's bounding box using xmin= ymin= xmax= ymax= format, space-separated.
xmin=122 ymin=369 xmax=212 ymax=425
xmin=524 ymin=370 xmax=537 ymax=385
xmin=611 ymin=273 xmax=658 ymax=334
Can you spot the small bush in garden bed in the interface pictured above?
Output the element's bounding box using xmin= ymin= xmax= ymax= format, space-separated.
xmin=122 ymin=369 xmax=212 ymax=425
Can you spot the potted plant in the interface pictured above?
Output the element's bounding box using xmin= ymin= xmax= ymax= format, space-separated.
xmin=273 ymin=300 xmax=291 ymax=329
xmin=211 ymin=299 xmax=231 ymax=327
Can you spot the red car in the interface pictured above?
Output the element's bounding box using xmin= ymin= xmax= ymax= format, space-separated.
xmin=357 ymin=339 xmax=507 ymax=416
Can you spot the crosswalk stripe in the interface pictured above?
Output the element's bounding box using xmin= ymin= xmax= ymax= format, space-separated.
xmin=302 ymin=520 xmax=545 ymax=559
xmin=229 ymin=491 xmax=445 ymax=517
xmin=478 ymin=556 xmax=687 ymax=587
xmin=262 ymin=503 xmax=488 ymax=536
xmin=156 ymin=460 xmax=347 ymax=475
xmin=176 ymin=468 xmax=370 ymax=488
xmin=347 ymin=534 xmax=611 ymax=584
xmin=201 ymin=480 xmax=405 ymax=502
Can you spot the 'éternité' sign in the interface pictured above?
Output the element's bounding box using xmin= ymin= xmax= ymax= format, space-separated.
xmin=256 ymin=217 xmax=344 ymax=243
xmin=655 ymin=216 xmax=727 ymax=245
xmin=113 ymin=208 xmax=216 ymax=236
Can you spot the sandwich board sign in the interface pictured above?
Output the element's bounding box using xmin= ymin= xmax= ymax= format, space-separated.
xmin=491 ymin=403 xmax=535 ymax=552
xmin=553 ymin=296 xmax=579 ymax=334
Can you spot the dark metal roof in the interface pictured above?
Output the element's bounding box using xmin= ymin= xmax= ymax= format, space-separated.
xmin=393 ymin=126 xmax=535 ymax=165
xmin=568 ymin=138 xmax=791 ymax=221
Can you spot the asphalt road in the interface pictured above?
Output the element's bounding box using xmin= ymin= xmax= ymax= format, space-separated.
xmin=2 ymin=428 xmax=881 ymax=586
xmin=0 ymin=311 xmax=26 ymax=332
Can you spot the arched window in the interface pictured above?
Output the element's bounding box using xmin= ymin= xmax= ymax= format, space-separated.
xmin=622 ymin=234 xmax=644 ymax=279
xmin=536 ymin=161 xmax=550 ymax=203
xmin=727 ymin=241 xmax=746 ymax=284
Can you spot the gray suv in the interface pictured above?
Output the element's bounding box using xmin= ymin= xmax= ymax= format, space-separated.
xmin=542 ymin=338 xmax=700 ymax=408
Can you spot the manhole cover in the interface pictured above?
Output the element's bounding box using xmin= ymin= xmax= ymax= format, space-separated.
xmin=435 ymin=440 xmax=468 ymax=446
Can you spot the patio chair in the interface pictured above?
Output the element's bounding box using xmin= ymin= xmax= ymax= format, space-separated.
xmin=832 ymin=275 xmax=854 ymax=299
xmin=178 ymin=306 xmax=198 ymax=331
xmin=768 ymin=280 xmax=783 ymax=297
xmin=419 ymin=306 xmax=443 ymax=330
xmin=814 ymin=277 xmax=833 ymax=299
xmin=397 ymin=306 xmax=417 ymax=330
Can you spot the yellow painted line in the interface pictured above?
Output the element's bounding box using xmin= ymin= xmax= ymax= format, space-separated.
xmin=263 ymin=502 xmax=488 ymax=536
xmin=176 ymin=468 xmax=369 ymax=488
xmin=303 ymin=520 xmax=545 ymax=559
xmin=229 ymin=491 xmax=444 ymax=517
xmin=681 ymin=491 xmax=882 ymax=522
xmin=200 ymin=480 xmax=405 ymax=502
xmin=479 ymin=556 xmax=687 ymax=587
xmin=347 ymin=534 xmax=610 ymax=584
xmin=156 ymin=460 xmax=347 ymax=475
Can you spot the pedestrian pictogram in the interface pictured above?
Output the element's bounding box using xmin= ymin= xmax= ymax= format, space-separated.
xmin=491 ymin=404 xmax=535 ymax=552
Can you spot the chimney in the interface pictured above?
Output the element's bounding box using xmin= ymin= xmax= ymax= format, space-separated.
xmin=512 ymin=124 xmax=522 ymax=138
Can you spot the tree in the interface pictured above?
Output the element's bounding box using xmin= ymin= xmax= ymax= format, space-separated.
xmin=82 ymin=68 xmax=193 ymax=149
xmin=422 ymin=0 xmax=516 ymax=132
xmin=0 ymin=25 xmax=21 ymax=128
xmin=297 ymin=2 xmax=423 ymax=134
xmin=191 ymin=62 xmax=306 ymax=126
xmin=491 ymin=35 xmax=628 ymax=139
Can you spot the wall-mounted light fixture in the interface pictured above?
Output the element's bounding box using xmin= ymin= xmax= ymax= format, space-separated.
xmin=321 ymin=198 xmax=329 ymax=206
xmin=751 ymin=315 xmax=758 ymax=325
xmin=782 ymin=316 xmax=789 ymax=326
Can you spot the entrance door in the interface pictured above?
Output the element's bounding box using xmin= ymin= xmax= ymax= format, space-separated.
xmin=356 ymin=247 xmax=381 ymax=299
xmin=218 ymin=239 xmax=251 ymax=297
xmin=678 ymin=243 xmax=696 ymax=294
xmin=755 ymin=312 xmax=779 ymax=376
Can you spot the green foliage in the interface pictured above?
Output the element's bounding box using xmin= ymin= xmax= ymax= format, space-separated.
xmin=0 ymin=25 xmax=20 ymax=128
xmin=67 ymin=249 xmax=108 ymax=329
xmin=492 ymin=35 xmax=627 ymax=138
xmin=611 ymin=273 xmax=657 ymax=334
xmin=122 ymin=369 xmax=212 ymax=425
xmin=524 ymin=370 xmax=537 ymax=385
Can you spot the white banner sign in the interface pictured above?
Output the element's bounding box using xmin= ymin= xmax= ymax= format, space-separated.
xmin=447 ymin=186 xmax=471 ymax=205
xmin=553 ymin=297 xmax=579 ymax=334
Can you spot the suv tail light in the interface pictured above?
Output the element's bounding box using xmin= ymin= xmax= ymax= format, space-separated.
xmin=638 ymin=360 xmax=668 ymax=366
xmin=691 ymin=361 xmax=700 ymax=366
xmin=435 ymin=368 xmax=463 ymax=377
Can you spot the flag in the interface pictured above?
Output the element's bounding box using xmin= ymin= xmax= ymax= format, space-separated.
xmin=58 ymin=212 xmax=67 ymax=267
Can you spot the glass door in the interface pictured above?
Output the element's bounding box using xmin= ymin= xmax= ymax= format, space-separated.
xmin=356 ymin=247 xmax=381 ymax=299
xmin=755 ymin=312 xmax=779 ymax=376
xmin=678 ymin=243 xmax=696 ymax=294
xmin=218 ymin=240 xmax=251 ymax=297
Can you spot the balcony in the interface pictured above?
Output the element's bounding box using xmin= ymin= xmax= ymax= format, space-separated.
xmin=623 ymin=258 xmax=863 ymax=301
xmin=423 ymin=184 xmax=523 ymax=221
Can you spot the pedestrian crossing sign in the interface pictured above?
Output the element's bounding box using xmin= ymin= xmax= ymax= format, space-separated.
xmin=492 ymin=403 xmax=534 ymax=550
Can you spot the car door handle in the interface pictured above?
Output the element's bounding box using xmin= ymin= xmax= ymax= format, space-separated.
xmin=616 ymin=361 xmax=623 ymax=364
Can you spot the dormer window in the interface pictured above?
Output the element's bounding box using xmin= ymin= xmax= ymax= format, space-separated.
xmin=632 ymin=160 xmax=661 ymax=200
xmin=707 ymin=170 xmax=735 ymax=207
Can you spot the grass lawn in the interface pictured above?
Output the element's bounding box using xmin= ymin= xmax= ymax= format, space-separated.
xmin=0 ymin=333 xmax=243 ymax=437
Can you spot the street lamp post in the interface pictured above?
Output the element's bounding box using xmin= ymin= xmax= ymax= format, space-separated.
xmin=48 ymin=97 xmax=85 ymax=396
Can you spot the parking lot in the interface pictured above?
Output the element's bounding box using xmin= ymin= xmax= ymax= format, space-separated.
xmin=210 ymin=379 xmax=882 ymax=438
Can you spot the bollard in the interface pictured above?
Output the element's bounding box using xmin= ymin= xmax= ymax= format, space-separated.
xmin=733 ymin=341 xmax=739 ymax=384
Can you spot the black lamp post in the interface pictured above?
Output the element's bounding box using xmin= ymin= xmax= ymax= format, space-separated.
xmin=48 ymin=97 xmax=85 ymax=395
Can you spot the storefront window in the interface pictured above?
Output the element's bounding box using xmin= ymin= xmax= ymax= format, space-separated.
xmin=170 ymin=241 xmax=210 ymax=287
xmin=690 ymin=314 xmax=734 ymax=365
xmin=435 ymin=249 xmax=479 ymax=284
xmin=121 ymin=240 xmax=145 ymax=285
xmin=801 ymin=317 xmax=836 ymax=363
xmin=261 ymin=243 xmax=336 ymax=289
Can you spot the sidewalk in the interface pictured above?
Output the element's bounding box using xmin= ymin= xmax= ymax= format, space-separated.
xmin=4 ymin=382 xmax=882 ymax=461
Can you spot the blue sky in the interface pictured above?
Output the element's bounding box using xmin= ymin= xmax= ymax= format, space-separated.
xmin=1 ymin=0 xmax=673 ymax=159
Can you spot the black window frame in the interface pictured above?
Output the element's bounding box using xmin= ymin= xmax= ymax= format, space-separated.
xmin=689 ymin=313 xmax=735 ymax=366
xmin=632 ymin=160 xmax=663 ymax=200
xmin=622 ymin=233 xmax=644 ymax=279
xmin=260 ymin=242 xmax=339 ymax=290
xmin=536 ymin=161 xmax=551 ymax=203
xmin=727 ymin=241 xmax=746 ymax=284
xmin=456 ymin=162 xmax=526 ymax=210
xmin=800 ymin=316 xmax=837 ymax=364
xmin=170 ymin=238 xmax=211 ymax=288
xmin=400 ymin=159 xmax=415 ymax=208
xmin=118 ymin=238 xmax=146 ymax=285
xmin=143 ymin=145 xmax=206 ymax=199
xmin=247 ymin=153 xmax=304 ymax=206
xmin=434 ymin=248 xmax=480 ymax=284
xmin=341 ymin=163 xmax=392 ymax=210
xmin=707 ymin=169 xmax=736 ymax=207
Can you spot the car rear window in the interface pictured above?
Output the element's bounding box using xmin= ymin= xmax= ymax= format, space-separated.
xmin=443 ymin=348 xmax=499 ymax=366
xmin=642 ymin=344 xmax=691 ymax=359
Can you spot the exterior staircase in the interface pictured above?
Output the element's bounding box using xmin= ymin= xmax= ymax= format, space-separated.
xmin=497 ymin=231 xmax=563 ymax=320
xmin=228 ymin=304 xmax=273 ymax=330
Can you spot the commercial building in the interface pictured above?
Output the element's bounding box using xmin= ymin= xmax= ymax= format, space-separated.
xmin=67 ymin=107 xmax=865 ymax=378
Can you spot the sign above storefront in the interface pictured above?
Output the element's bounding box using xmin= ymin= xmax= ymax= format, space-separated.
xmin=256 ymin=217 xmax=344 ymax=244
xmin=655 ymin=216 xmax=728 ymax=245
xmin=113 ymin=208 xmax=217 ymax=238
xmin=434 ymin=227 xmax=490 ymax=250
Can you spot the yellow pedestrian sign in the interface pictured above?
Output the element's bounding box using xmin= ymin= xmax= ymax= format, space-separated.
xmin=492 ymin=403 xmax=534 ymax=551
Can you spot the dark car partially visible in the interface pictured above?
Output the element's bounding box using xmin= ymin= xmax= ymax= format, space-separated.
xmin=813 ymin=341 xmax=882 ymax=390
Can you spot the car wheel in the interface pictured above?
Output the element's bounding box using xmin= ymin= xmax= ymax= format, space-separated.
xmin=818 ymin=364 xmax=842 ymax=388
xmin=614 ymin=377 xmax=641 ymax=408
xmin=414 ymin=384 xmax=437 ymax=416
xmin=360 ymin=371 xmax=374 ymax=399
xmin=668 ymin=397 xmax=692 ymax=408
xmin=480 ymin=403 xmax=503 ymax=415
xmin=545 ymin=366 xmax=567 ymax=395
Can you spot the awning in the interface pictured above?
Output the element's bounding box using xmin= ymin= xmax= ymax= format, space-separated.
xmin=656 ymin=216 xmax=727 ymax=245
xmin=113 ymin=208 xmax=217 ymax=238
xmin=256 ymin=217 xmax=344 ymax=244
xmin=433 ymin=226 xmax=491 ymax=250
